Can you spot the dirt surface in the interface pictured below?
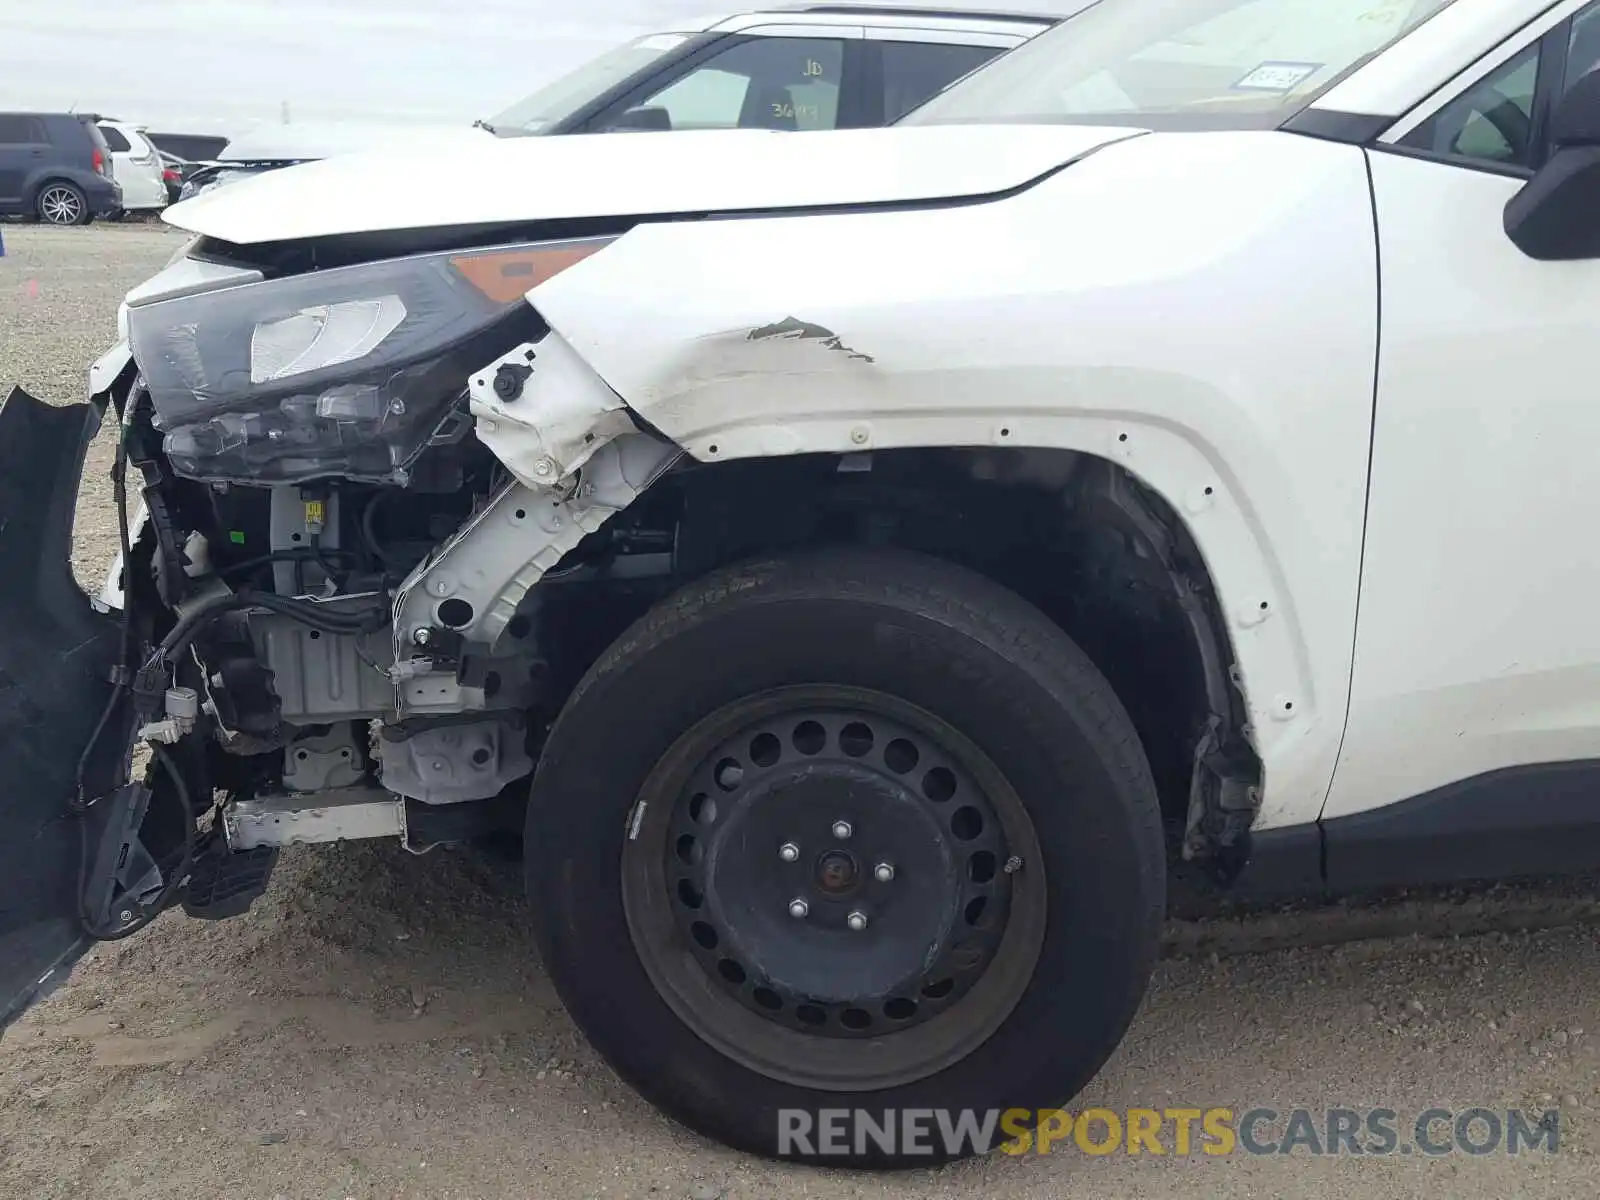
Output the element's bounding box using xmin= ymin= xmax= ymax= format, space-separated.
xmin=3 ymin=223 xmax=1600 ymax=1199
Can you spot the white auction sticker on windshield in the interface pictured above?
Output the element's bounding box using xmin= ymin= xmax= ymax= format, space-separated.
xmin=1233 ymin=61 xmax=1323 ymax=92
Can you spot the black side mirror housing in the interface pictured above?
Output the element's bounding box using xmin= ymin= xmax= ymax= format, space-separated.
xmin=606 ymin=106 xmax=672 ymax=133
xmin=1505 ymin=68 xmax=1600 ymax=259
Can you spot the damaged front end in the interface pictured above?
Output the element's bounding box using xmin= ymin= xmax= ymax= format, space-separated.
xmin=0 ymin=232 xmax=682 ymax=1030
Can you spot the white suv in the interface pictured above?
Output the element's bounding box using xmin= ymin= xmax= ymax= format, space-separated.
xmin=95 ymin=120 xmax=168 ymax=213
xmin=479 ymin=3 xmax=1063 ymax=135
xmin=179 ymin=3 xmax=1061 ymax=197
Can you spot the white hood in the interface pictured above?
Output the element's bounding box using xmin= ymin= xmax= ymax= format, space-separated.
xmin=165 ymin=124 xmax=1145 ymax=245
xmin=219 ymin=121 xmax=491 ymax=163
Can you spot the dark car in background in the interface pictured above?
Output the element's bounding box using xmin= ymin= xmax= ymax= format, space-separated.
xmin=145 ymin=132 xmax=230 ymax=162
xmin=0 ymin=113 xmax=122 ymax=225
xmin=157 ymin=151 xmax=204 ymax=205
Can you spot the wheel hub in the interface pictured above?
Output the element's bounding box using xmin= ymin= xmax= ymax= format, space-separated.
xmin=663 ymin=703 xmax=1013 ymax=1039
xmin=814 ymin=849 xmax=857 ymax=894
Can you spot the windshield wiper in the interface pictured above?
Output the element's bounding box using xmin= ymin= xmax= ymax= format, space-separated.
xmin=472 ymin=118 xmax=499 ymax=134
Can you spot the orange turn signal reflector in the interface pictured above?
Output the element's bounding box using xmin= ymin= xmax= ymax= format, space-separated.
xmin=450 ymin=239 xmax=613 ymax=304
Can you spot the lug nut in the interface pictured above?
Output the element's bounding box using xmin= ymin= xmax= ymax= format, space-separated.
xmin=874 ymin=862 xmax=895 ymax=883
xmin=846 ymin=911 xmax=869 ymax=932
xmin=788 ymin=898 xmax=810 ymax=919
xmin=779 ymin=842 xmax=800 ymax=863
xmin=831 ymin=820 xmax=853 ymax=840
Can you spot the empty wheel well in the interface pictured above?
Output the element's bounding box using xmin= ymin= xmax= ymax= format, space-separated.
xmin=532 ymin=446 xmax=1262 ymax=876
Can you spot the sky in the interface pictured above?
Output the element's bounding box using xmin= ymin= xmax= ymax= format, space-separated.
xmin=0 ymin=0 xmax=741 ymax=136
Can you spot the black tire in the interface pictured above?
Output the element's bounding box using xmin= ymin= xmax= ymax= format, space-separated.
xmin=35 ymin=182 xmax=90 ymax=226
xmin=527 ymin=549 xmax=1164 ymax=1167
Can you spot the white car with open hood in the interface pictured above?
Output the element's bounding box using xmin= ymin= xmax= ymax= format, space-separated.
xmin=5 ymin=0 xmax=1600 ymax=1168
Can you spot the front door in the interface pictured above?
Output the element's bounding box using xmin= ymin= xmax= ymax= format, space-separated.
xmin=0 ymin=115 xmax=47 ymax=211
xmin=1328 ymin=3 xmax=1600 ymax=861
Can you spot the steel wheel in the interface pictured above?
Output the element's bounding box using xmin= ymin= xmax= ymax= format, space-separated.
xmin=37 ymin=185 xmax=86 ymax=226
xmin=622 ymin=683 xmax=1047 ymax=1091
xmin=531 ymin=549 xmax=1165 ymax=1165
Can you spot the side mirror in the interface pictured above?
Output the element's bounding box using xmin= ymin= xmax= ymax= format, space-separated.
xmin=1505 ymin=68 xmax=1600 ymax=259
xmin=605 ymin=106 xmax=672 ymax=133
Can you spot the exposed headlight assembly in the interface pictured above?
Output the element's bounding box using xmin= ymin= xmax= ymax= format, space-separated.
xmin=126 ymin=237 xmax=613 ymax=484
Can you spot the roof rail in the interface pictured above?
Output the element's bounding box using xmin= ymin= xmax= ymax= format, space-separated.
xmin=782 ymin=4 xmax=1060 ymax=24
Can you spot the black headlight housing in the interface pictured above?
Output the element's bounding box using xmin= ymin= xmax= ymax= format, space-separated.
xmin=125 ymin=237 xmax=611 ymax=485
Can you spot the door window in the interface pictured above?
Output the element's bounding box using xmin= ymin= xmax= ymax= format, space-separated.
xmin=97 ymin=125 xmax=132 ymax=152
xmin=624 ymin=37 xmax=845 ymax=130
xmin=0 ymin=115 xmax=45 ymax=144
xmin=1396 ymin=0 xmax=1600 ymax=170
xmin=1397 ymin=43 xmax=1540 ymax=167
xmin=881 ymin=42 xmax=1002 ymax=123
xmin=1565 ymin=5 xmax=1600 ymax=92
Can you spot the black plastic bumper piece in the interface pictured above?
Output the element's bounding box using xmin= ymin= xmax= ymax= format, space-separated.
xmin=0 ymin=387 xmax=119 ymax=1030
xmin=182 ymin=830 xmax=279 ymax=921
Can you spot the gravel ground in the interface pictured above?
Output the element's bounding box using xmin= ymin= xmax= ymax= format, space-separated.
xmin=0 ymin=219 xmax=189 ymax=588
xmin=3 ymin=223 xmax=1600 ymax=1199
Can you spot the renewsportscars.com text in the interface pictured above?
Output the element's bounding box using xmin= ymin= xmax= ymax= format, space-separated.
xmin=777 ymin=1106 xmax=1561 ymax=1158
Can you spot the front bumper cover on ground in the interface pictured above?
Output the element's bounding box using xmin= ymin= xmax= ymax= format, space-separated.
xmin=0 ymin=387 xmax=120 ymax=1030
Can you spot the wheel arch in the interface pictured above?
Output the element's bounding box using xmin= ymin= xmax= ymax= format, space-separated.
xmin=27 ymin=174 xmax=89 ymax=219
xmin=558 ymin=443 xmax=1267 ymax=877
xmin=26 ymin=172 xmax=84 ymax=200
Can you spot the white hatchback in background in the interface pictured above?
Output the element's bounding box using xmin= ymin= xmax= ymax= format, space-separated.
xmin=95 ymin=120 xmax=168 ymax=213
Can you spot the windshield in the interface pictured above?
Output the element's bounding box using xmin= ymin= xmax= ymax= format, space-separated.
xmin=485 ymin=33 xmax=693 ymax=135
xmin=903 ymin=0 xmax=1457 ymax=130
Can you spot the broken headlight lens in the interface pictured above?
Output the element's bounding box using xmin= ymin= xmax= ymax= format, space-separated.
xmin=249 ymin=295 xmax=410 ymax=384
xmin=126 ymin=236 xmax=613 ymax=484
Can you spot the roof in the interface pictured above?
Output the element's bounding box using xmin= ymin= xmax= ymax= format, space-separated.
xmin=776 ymin=3 xmax=1060 ymax=23
xmin=688 ymin=1 xmax=1062 ymax=33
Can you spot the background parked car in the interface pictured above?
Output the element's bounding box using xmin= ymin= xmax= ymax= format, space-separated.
xmin=178 ymin=3 xmax=1059 ymax=200
xmin=0 ymin=112 xmax=121 ymax=225
xmin=479 ymin=3 xmax=1061 ymax=135
xmin=93 ymin=119 xmax=169 ymax=215
xmin=156 ymin=150 xmax=203 ymax=205
xmin=145 ymin=132 xmax=230 ymax=162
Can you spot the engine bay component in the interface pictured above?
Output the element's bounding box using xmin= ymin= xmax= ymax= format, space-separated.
xmin=393 ymin=433 xmax=679 ymax=663
xmin=378 ymin=714 xmax=534 ymax=805
xmin=269 ymin=485 xmax=344 ymax=596
xmin=136 ymin=685 xmax=199 ymax=745
xmin=282 ymin=724 xmax=367 ymax=793
xmin=223 ymin=786 xmax=405 ymax=850
xmin=250 ymin=607 xmax=396 ymax=723
xmin=467 ymin=331 xmax=639 ymax=489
